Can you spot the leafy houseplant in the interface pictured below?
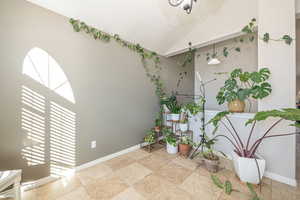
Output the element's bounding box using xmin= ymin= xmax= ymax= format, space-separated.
xmin=178 ymin=136 xmax=194 ymax=157
xmin=161 ymin=95 xmax=181 ymax=121
xmin=216 ymin=68 xmax=271 ymax=112
xmin=163 ymin=127 xmax=178 ymax=154
xmin=201 ymin=137 xmax=220 ymax=173
xmin=144 ymin=130 xmax=156 ymax=144
xmin=208 ymin=108 xmax=300 ymax=183
xmin=182 ymin=100 xmax=203 ymax=117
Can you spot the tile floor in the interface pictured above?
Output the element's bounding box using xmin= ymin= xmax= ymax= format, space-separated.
xmin=19 ymin=148 xmax=300 ymax=200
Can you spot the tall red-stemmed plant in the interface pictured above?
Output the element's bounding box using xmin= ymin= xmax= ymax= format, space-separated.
xmin=208 ymin=109 xmax=300 ymax=158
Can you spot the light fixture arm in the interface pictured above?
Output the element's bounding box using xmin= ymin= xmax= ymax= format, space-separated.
xmin=168 ymin=0 xmax=197 ymax=14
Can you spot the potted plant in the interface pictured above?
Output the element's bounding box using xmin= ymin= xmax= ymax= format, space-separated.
xmin=208 ymin=109 xmax=300 ymax=184
xmin=182 ymin=100 xmax=203 ymax=117
xmin=179 ymin=114 xmax=189 ymax=132
xmin=178 ymin=136 xmax=194 ymax=157
xmin=161 ymin=94 xmax=181 ymax=121
xmin=165 ymin=134 xmax=178 ymax=154
xmin=202 ymin=138 xmax=219 ymax=173
xmin=216 ymin=68 xmax=271 ymax=112
xmin=144 ymin=130 xmax=156 ymax=144
xmin=154 ymin=113 xmax=163 ymax=133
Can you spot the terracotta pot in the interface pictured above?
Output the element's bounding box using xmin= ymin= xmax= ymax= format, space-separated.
xmin=203 ymin=157 xmax=219 ymax=173
xmin=178 ymin=143 xmax=191 ymax=157
xmin=154 ymin=126 xmax=160 ymax=132
xmin=228 ymin=99 xmax=245 ymax=113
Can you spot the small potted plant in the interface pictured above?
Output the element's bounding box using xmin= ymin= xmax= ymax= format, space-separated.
xmin=179 ymin=113 xmax=189 ymax=132
xmin=216 ymin=68 xmax=271 ymax=112
xmin=154 ymin=114 xmax=163 ymax=133
xmin=209 ymin=109 xmax=300 ymax=184
xmin=144 ymin=130 xmax=156 ymax=144
xmin=165 ymin=134 xmax=178 ymax=154
xmin=178 ymin=136 xmax=194 ymax=157
xmin=202 ymin=138 xmax=219 ymax=173
xmin=161 ymin=94 xmax=181 ymax=121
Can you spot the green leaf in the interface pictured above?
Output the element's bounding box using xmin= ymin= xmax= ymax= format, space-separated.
xmin=211 ymin=175 xmax=224 ymax=189
xmin=263 ymin=33 xmax=270 ymax=43
xmin=237 ymin=89 xmax=251 ymax=101
xmin=230 ymin=68 xmax=242 ymax=79
xmin=282 ymin=35 xmax=293 ymax=45
xmin=251 ymin=82 xmax=272 ymax=99
xmin=208 ymin=111 xmax=231 ymax=127
xmin=223 ymin=47 xmax=229 ymax=57
xmin=239 ymin=72 xmax=250 ymax=82
xmin=246 ymin=108 xmax=300 ymax=126
xmin=235 ymin=47 xmax=241 ymax=52
xmin=224 ymin=181 xmax=232 ymax=195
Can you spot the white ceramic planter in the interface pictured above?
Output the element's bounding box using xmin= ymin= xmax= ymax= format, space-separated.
xmin=170 ymin=113 xmax=180 ymax=121
xmin=232 ymin=152 xmax=266 ymax=184
xmin=179 ymin=123 xmax=188 ymax=132
xmin=166 ymin=142 xmax=178 ymax=154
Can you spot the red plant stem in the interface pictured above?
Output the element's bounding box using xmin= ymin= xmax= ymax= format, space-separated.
xmin=248 ymin=119 xmax=283 ymax=156
xmin=246 ymin=120 xmax=257 ymax=152
xmin=212 ymin=135 xmax=242 ymax=155
xmin=220 ymin=120 xmax=243 ymax=153
xmin=225 ymin=115 xmax=245 ymax=150
xmin=249 ymin=132 xmax=300 ymax=157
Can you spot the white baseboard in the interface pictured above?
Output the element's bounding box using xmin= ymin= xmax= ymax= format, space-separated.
xmin=212 ymin=151 xmax=298 ymax=187
xmin=21 ymin=143 xmax=143 ymax=191
xmin=75 ymin=144 xmax=141 ymax=172
xmin=264 ymin=171 xmax=297 ymax=187
xmin=22 ymin=176 xmax=57 ymax=191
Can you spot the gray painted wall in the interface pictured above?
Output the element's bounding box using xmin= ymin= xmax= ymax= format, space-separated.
xmin=194 ymin=36 xmax=258 ymax=112
xmin=0 ymin=0 xmax=193 ymax=181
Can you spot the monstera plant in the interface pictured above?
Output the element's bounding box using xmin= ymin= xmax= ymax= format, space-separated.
xmin=216 ymin=68 xmax=272 ymax=112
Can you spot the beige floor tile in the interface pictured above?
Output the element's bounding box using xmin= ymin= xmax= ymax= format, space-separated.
xmin=77 ymin=163 xmax=113 ymax=185
xmin=22 ymin=189 xmax=37 ymax=200
xmin=151 ymin=185 xmax=194 ymax=200
xmin=153 ymin=148 xmax=178 ymax=161
xmin=84 ymin=175 xmax=129 ymax=200
xmin=180 ymin=172 xmax=216 ymax=199
xmin=114 ymin=163 xmax=152 ymax=185
xmin=171 ymin=156 xmax=199 ymax=171
xmin=56 ymin=187 xmax=91 ymax=200
xmin=155 ymin=162 xmax=193 ymax=185
xmin=126 ymin=149 xmax=151 ymax=161
xmin=138 ymin=154 xmax=170 ymax=172
xmin=111 ymin=187 xmax=146 ymax=200
xmin=104 ymin=154 xmax=136 ymax=171
xmin=36 ymin=176 xmax=82 ymax=200
xmin=133 ymin=174 xmax=177 ymax=199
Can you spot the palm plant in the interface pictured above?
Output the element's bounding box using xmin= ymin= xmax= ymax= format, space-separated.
xmin=208 ymin=108 xmax=300 ymax=158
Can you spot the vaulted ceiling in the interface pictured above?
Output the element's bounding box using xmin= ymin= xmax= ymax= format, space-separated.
xmin=26 ymin=0 xmax=259 ymax=56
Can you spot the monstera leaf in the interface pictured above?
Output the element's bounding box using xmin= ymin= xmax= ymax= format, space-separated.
xmin=250 ymin=68 xmax=271 ymax=83
xmin=224 ymin=78 xmax=237 ymax=90
xmin=251 ymin=82 xmax=272 ymax=99
xmin=230 ymin=68 xmax=242 ymax=79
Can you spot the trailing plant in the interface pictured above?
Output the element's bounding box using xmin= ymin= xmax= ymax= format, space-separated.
xmin=176 ymin=42 xmax=196 ymax=89
xmin=211 ymin=175 xmax=233 ymax=195
xmin=144 ymin=130 xmax=156 ymax=144
xmin=208 ymin=108 xmax=300 ymax=158
xmin=161 ymin=127 xmax=173 ymax=136
xmin=69 ymin=19 xmax=166 ymax=100
xmin=242 ymin=18 xmax=294 ymax=45
xmin=216 ymin=68 xmax=271 ymax=105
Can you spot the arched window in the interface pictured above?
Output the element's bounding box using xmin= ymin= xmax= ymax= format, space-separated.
xmin=23 ymin=47 xmax=75 ymax=104
xmin=21 ymin=48 xmax=76 ymax=177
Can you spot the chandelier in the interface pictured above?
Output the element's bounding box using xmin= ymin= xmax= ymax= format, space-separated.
xmin=168 ymin=0 xmax=197 ymax=14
